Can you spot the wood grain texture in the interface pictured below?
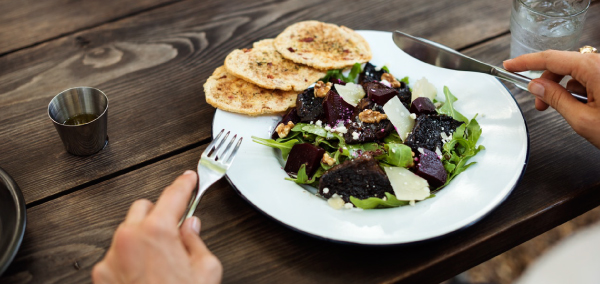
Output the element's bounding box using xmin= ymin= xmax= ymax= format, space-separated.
xmin=0 ymin=0 xmax=513 ymax=205
xmin=0 ymin=0 xmax=180 ymax=55
xmin=3 ymin=31 xmax=600 ymax=283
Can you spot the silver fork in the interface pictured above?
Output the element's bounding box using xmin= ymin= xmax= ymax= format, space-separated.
xmin=179 ymin=129 xmax=243 ymax=226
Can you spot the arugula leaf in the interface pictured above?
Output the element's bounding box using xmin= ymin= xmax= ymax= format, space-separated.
xmin=382 ymin=65 xmax=390 ymax=73
xmin=320 ymin=63 xmax=362 ymax=83
xmin=383 ymin=132 xmax=403 ymax=144
xmin=292 ymin=123 xmax=345 ymax=144
xmin=350 ymin=192 xmax=409 ymax=209
xmin=441 ymin=116 xmax=485 ymax=186
xmin=251 ymin=136 xmax=299 ymax=159
xmin=382 ymin=143 xmax=414 ymax=168
xmin=285 ymin=164 xmax=324 ymax=187
xmin=438 ymin=86 xmax=469 ymax=123
xmin=399 ymin=76 xmax=409 ymax=85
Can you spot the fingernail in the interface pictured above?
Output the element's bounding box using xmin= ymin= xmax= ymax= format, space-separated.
xmin=183 ymin=170 xmax=195 ymax=176
xmin=188 ymin=216 xmax=201 ymax=234
xmin=528 ymin=81 xmax=545 ymax=99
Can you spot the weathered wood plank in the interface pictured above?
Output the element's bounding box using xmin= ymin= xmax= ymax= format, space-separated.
xmin=4 ymin=18 xmax=600 ymax=283
xmin=0 ymin=0 xmax=513 ymax=205
xmin=0 ymin=0 xmax=181 ymax=56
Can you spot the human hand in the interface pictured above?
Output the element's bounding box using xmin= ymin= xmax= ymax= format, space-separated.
xmin=503 ymin=50 xmax=600 ymax=149
xmin=92 ymin=170 xmax=222 ymax=284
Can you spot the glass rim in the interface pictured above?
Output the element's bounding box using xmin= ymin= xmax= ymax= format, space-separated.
xmin=516 ymin=0 xmax=591 ymax=18
xmin=47 ymin=86 xmax=109 ymax=127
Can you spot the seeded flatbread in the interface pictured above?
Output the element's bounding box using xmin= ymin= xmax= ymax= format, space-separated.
xmin=274 ymin=21 xmax=372 ymax=70
xmin=204 ymin=66 xmax=298 ymax=115
xmin=224 ymin=39 xmax=326 ymax=91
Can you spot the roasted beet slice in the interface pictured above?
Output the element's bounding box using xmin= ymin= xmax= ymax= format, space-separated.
xmin=409 ymin=97 xmax=436 ymax=116
xmin=415 ymin=148 xmax=447 ymax=189
xmin=296 ymin=87 xmax=324 ymax=122
xmin=363 ymin=82 xmax=399 ymax=106
xmin=395 ymin=81 xmax=412 ymax=109
xmin=322 ymin=89 xmax=354 ymax=126
xmin=271 ymin=108 xmax=301 ymax=139
xmin=329 ymin=78 xmax=346 ymax=85
xmin=284 ymin=143 xmax=325 ymax=177
xmin=318 ymin=154 xmax=394 ymax=202
xmin=343 ymin=119 xmax=393 ymax=144
xmin=358 ymin=62 xmax=386 ymax=83
xmin=404 ymin=114 xmax=464 ymax=152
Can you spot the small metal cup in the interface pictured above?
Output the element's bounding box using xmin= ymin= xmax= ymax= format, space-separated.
xmin=48 ymin=87 xmax=109 ymax=156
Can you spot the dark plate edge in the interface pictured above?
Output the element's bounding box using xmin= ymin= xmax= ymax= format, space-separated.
xmin=0 ymin=168 xmax=27 ymax=276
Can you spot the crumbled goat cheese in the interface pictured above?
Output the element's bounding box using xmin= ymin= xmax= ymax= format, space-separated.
xmin=344 ymin=203 xmax=353 ymax=209
xmin=409 ymin=113 xmax=417 ymax=119
xmin=315 ymin=120 xmax=322 ymax=127
xmin=323 ymin=187 xmax=329 ymax=194
xmin=352 ymin=131 xmax=360 ymax=140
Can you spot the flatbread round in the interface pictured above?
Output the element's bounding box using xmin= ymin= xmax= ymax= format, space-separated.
xmin=224 ymin=39 xmax=326 ymax=91
xmin=274 ymin=21 xmax=372 ymax=70
xmin=204 ymin=66 xmax=298 ymax=115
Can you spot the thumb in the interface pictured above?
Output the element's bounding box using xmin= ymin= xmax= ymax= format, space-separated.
xmin=528 ymin=78 xmax=581 ymax=120
xmin=180 ymin=217 xmax=223 ymax=283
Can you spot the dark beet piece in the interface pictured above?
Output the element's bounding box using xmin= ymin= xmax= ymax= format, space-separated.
xmin=404 ymin=114 xmax=464 ymax=152
xmin=415 ymin=148 xmax=447 ymax=189
xmin=358 ymin=62 xmax=386 ymax=83
xmin=329 ymin=78 xmax=346 ymax=85
xmin=363 ymin=82 xmax=399 ymax=106
xmin=322 ymin=89 xmax=354 ymax=126
xmin=318 ymin=154 xmax=394 ymax=202
xmin=271 ymin=108 xmax=301 ymax=139
xmin=296 ymin=87 xmax=324 ymax=122
xmin=343 ymin=119 xmax=393 ymax=144
xmin=284 ymin=143 xmax=325 ymax=177
xmin=409 ymin=97 xmax=436 ymax=116
xmin=395 ymin=81 xmax=412 ymax=109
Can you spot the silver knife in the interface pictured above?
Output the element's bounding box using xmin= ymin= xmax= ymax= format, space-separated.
xmin=392 ymin=31 xmax=587 ymax=103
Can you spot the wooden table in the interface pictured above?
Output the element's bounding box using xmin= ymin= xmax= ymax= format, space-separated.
xmin=1 ymin=0 xmax=599 ymax=283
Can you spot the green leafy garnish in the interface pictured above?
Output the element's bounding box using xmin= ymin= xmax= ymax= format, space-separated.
xmin=438 ymin=86 xmax=468 ymax=123
xmin=285 ymin=164 xmax=323 ymax=186
xmin=441 ymin=116 xmax=485 ymax=186
xmin=382 ymin=143 xmax=414 ymax=167
xmin=321 ymin=63 xmax=362 ymax=83
xmin=251 ymin=136 xmax=299 ymax=159
xmin=351 ymin=192 xmax=436 ymax=209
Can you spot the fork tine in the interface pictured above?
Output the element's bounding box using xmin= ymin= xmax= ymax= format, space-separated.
xmin=224 ymin=137 xmax=243 ymax=164
xmin=216 ymin=134 xmax=237 ymax=161
xmin=205 ymin=129 xmax=225 ymax=156
xmin=210 ymin=131 xmax=230 ymax=158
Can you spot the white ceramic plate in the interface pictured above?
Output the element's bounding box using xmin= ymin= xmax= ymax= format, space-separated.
xmin=212 ymin=31 xmax=529 ymax=245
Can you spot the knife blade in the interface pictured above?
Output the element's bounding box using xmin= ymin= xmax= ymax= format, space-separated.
xmin=392 ymin=31 xmax=587 ymax=103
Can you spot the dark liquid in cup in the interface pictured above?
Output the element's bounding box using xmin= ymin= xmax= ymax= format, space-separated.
xmin=63 ymin=113 xmax=99 ymax=125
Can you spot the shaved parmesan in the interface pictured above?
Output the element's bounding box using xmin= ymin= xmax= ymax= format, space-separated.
xmin=335 ymin=83 xmax=365 ymax=107
xmin=382 ymin=96 xmax=415 ymax=141
xmin=411 ymin=77 xmax=437 ymax=102
xmin=383 ymin=166 xmax=430 ymax=202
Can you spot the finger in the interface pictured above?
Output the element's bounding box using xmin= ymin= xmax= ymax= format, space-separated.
xmin=566 ymin=79 xmax=587 ymax=95
xmin=535 ymin=97 xmax=550 ymax=111
xmin=528 ymin=78 xmax=581 ymax=120
xmin=124 ymin=199 xmax=153 ymax=225
xmin=504 ymin=50 xmax=595 ymax=85
xmin=91 ymin=261 xmax=117 ymax=284
xmin=180 ymin=217 xmax=209 ymax=255
xmin=540 ymin=70 xmax=563 ymax=83
xmin=150 ymin=170 xmax=198 ymax=224
xmin=180 ymin=218 xmax=223 ymax=284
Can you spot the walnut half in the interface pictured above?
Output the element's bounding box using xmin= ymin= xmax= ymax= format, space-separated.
xmin=358 ymin=109 xmax=388 ymax=123
xmin=314 ymin=81 xmax=332 ymax=98
xmin=381 ymin=73 xmax=402 ymax=88
xmin=322 ymin=152 xmax=335 ymax=166
xmin=275 ymin=121 xmax=295 ymax=138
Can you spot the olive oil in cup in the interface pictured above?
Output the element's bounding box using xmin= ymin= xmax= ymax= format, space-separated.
xmin=48 ymin=87 xmax=108 ymax=156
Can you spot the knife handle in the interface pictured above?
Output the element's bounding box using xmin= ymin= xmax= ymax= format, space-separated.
xmin=491 ymin=68 xmax=588 ymax=103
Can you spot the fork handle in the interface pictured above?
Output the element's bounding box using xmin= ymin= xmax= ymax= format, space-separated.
xmin=178 ymin=182 xmax=211 ymax=227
